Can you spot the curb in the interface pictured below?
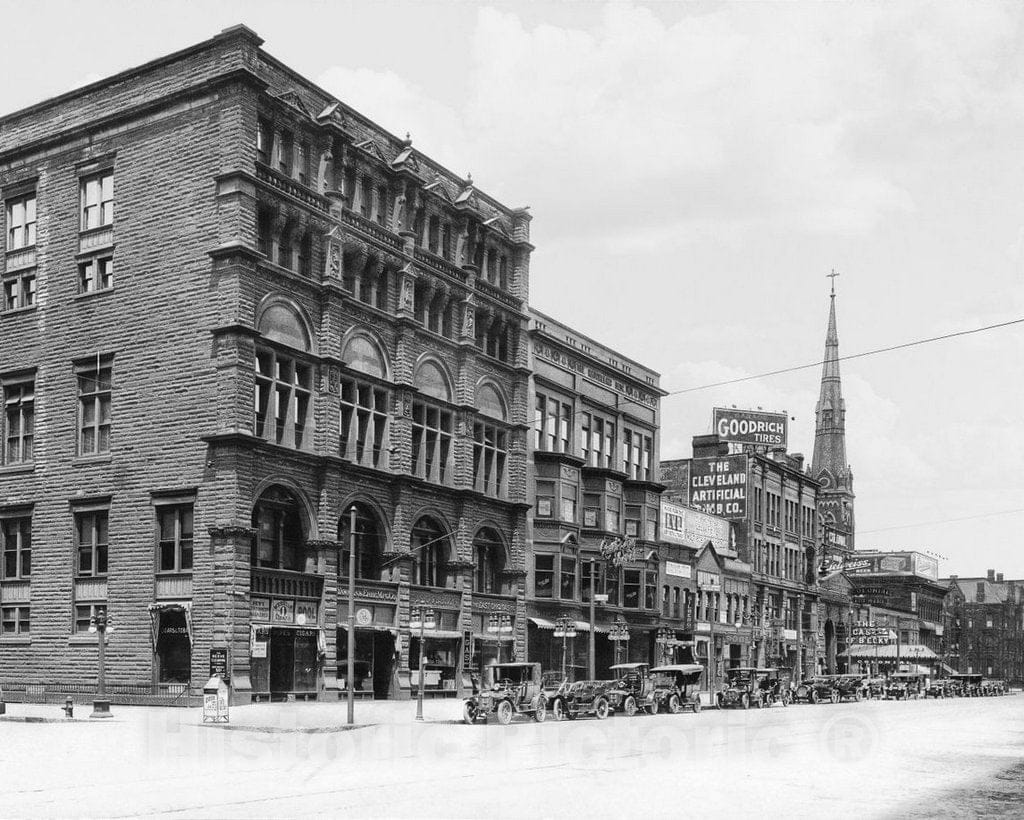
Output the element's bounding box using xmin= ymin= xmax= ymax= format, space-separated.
xmin=0 ymin=715 xmax=119 ymax=724
xmin=199 ymin=722 xmax=375 ymax=734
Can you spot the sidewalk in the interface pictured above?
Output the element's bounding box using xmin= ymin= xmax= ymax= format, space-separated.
xmin=0 ymin=696 xmax=464 ymax=730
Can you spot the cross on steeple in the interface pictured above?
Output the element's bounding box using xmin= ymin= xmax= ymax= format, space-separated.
xmin=827 ymin=268 xmax=839 ymax=296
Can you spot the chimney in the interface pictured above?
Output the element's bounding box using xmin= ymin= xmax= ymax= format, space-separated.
xmin=987 ymin=569 xmax=996 ymax=582
xmin=791 ymin=453 xmax=805 ymax=471
xmin=976 ymin=581 xmax=985 ymax=602
xmin=996 ymin=572 xmax=1004 ymax=583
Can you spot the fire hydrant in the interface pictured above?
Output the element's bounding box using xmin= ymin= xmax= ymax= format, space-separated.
xmin=62 ymin=697 xmax=74 ymax=719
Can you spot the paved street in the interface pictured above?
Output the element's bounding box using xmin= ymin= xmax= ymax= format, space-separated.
xmin=2 ymin=696 xmax=1022 ymax=818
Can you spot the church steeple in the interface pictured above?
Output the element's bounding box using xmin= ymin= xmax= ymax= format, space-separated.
xmin=812 ymin=272 xmax=855 ymax=550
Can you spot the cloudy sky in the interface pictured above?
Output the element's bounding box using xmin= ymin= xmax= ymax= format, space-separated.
xmin=3 ymin=1 xmax=1022 ymax=577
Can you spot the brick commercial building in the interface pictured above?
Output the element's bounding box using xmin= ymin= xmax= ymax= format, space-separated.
xmin=525 ymin=310 xmax=666 ymax=679
xmin=662 ymin=443 xmax=822 ymax=680
xmin=943 ymin=570 xmax=1024 ymax=685
xmin=0 ymin=26 xmax=536 ymax=702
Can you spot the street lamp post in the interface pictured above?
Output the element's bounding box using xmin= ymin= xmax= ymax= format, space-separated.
xmin=410 ymin=602 xmax=435 ymax=722
xmin=609 ymin=617 xmax=630 ymax=666
xmin=88 ymin=609 xmax=114 ymax=718
xmin=554 ymin=615 xmax=578 ymax=680
xmin=487 ymin=613 xmax=513 ymax=665
xmin=346 ymin=505 xmax=358 ymax=726
xmin=656 ymin=626 xmax=674 ymax=665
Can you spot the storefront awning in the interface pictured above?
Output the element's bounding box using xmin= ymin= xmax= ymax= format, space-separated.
xmin=148 ymin=602 xmax=193 ymax=648
xmin=417 ymin=630 xmax=463 ymax=640
xmin=529 ymin=617 xmax=556 ymax=629
xmin=576 ymin=620 xmax=609 ymax=634
xmin=846 ymin=644 xmax=937 ymax=659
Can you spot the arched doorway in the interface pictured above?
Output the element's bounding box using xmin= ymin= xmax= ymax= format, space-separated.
xmin=337 ymin=503 xmax=395 ymax=699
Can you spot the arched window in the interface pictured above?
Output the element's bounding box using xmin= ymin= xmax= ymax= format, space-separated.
xmin=411 ymin=516 xmax=450 ymax=588
xmin=473 ymin=528 xmax=506 ymax=594
xmin=413 ymin=359 xmax=451 ymax=402
xmin=258 ymin=301 xmax=310 ymax=351
xmin=342 ymin=333 xmax=387 ymax=379
xmin=251 ymin=485 xmax=307 ymax=572
xmin=338 ymin=503 xmax=385 ymax=581
xmin=476 ymin=383 xmax=506 ymax=421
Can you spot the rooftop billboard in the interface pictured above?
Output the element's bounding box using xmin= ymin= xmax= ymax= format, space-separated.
xmin=713 ymin=407 xmax=788 ymax=448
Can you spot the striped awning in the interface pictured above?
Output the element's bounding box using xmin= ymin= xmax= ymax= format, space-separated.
xmin=846 ymin=643 xmax=937 ymax=659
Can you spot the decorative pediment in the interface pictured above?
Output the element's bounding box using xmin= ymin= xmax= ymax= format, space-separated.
xmin=482 ymin=212 xmax=511 ymax=237
xmin=455 ymin=177 xmax=478 ymax=209
xmin=274 ymin=90 xmax=312 ymax=119
xmin=391 ymin=139 xmax=421 ymax=173
xmin=424 ymin=176 xmax=453 ymax=202
xmin=317 ymin=101 xmax=348 ymax=129
xmin=354 ymin=138 xmax=388 ymax=162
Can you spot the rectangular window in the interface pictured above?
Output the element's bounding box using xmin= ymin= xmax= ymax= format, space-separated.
xmin=80 ymin=172 xmax=113 ymax=231
xmin=536 ymin=480 xmax=554 ymax=518
xmin=605 ymin=566 xmax=619 ymax=606
xmin=560 ymin=556 xmax=576 ymax=600
xmin=297 ymin=141 xmax=310 ymax=186
xmin=560 ymin=486 xmax=577 ymax=522
xmin=473 ymin=422 xmax=507 ymax=497
xmin=534 ymin=554 xmax=554 ymax=598
xmin=1 ymin=605 xmax=29 ymax=635
xmin=411 ymin=401 xmax=453 ymax=484
xmin=623 ymin=569 xmax=641 ymax=609
xmin=76 ymin=510 xmax=108 ymax=577
xmin=644 ymin=570 xmax=657 ymax=610
xmin=75 ymin=603 xmax=105 ymax=634
xmin=1 ymin=517 xmax=31 ymax=579
xmin=79 ymin=256 xmax=114 ymax=293
xmin=277 ymin=130 xmax=293 ymax=176
xmin=580 ymin=558 xmax=596 ymax=602
xmin=78 ymin=360 xmax=112 ymax=455
xmin=157 ymin=505 xmax=193 ymax=572
xmin=4 ymin=381 xmax=34 ymax=464
xmin=255 ymin=349 xmax=312 ymax=449
xmin=340 ymin=379 xmax=389 ymax=469
xmin=6 ymin=193 xmax=36 ymax=249
xmin=606 ymin=498 xmax=620 ymax=533
xmin=3 ymin=269 xmax=36 ymax=311
xmin=673 ymin=587 xmax=681 ymax=618
xmin=256 ymin=119 xmax=271 ymax=164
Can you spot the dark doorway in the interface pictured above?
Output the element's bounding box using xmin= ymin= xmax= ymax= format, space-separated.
xmin=155 ymin=609 xmax=191 ymax=684
xmin=270 ymin=629 xmax=295 ymax=694
xmin=372 ymin=631 xmax=394 ymax=698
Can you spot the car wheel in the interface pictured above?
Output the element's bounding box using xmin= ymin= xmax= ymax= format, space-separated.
xmin=831 ymin=691 xmax=839 ymax=705
xmin=533 ymin=696 xmax=547 ymax=723
xmin=741 ymin=693 xmax=750 ymax=710
xmin=624 ymin=696 xmax=638 ymax=717
xmin=463 ymin=701 xmax=478 ymax=725
xmin=782 ymin=692 xmax=789 ymax=707
xmin=855 ymin=690 xmax=862 ymax=702
xmin=552 ymin=698 xmax=566 ymax=721
xmin=594 ymin=698 xmax=610 ymax=720
xmin=810 ymin=690 xmax=819 ymax=705
xmin=647 ymin=698 xmax=659 ymax=716
xmin=692 ymin=694 xmax=702 ymax=714
xmin=668 ymin=694 xmax=681 ymax=714
xmin=497 ymin=699 xmax=513 ymax=725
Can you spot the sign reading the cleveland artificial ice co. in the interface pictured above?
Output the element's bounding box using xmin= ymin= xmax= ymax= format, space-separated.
xmin=713 ymin=408 xmax=788 ymax=448
xmin=688 ymin=455 xmax=748 ymax=520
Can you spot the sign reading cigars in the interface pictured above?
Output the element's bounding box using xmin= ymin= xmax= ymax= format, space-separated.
xmin=713 ymin=407 xmax=788 ymax=448
xmin=687 ymin=455 xmax=748 ymax=520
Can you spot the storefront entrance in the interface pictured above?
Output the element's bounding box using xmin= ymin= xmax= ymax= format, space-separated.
xmin=338 ymin=627 xmax=395 ymax=699
xmin=252 ymin=626 xmax=320 ymax=699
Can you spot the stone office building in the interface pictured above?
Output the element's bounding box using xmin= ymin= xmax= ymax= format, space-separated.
xmin=525 ymin=310 xmax=666 ymax=678
xmin=0 ymin=26 xmax=533 ymax=702
xmin=943 ymin=570 xmax=1024 ymax=685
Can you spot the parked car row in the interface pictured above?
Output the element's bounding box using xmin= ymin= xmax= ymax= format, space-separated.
xmin=463 ymin=662 xmax=704 ymax=725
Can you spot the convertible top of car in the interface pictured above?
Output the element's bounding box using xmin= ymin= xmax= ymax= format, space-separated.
xmin=609 ymin=662 xmax=649 ymax=670
xmin=651 ymin=664 xmax=704 ymax=675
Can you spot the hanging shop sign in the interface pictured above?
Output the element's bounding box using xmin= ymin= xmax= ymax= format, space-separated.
xmin=250 ymin=626 xmax=269 ymax=658
xmin=250 ymin=598 xmax=270 ymax=622
xmin=687 ymin=455 xmax=748 ymax=520
xmin=600 ymin=536 xmax=643 ymax=566
xmin=271 ymin=599 xmax=295 ymax=624
xmin=713 ymin=408 xmax=788 ymax=448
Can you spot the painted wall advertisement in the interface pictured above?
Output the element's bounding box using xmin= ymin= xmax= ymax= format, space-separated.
xmin=843 ymin=552 xmax=939 ymax=581
xmin=661 ymin=498 xmax=734 ymax=553
xmin=713 ymin=408 xmax=788 ymax=448
xmin=687 ymin=455 xmax=748 ymax=520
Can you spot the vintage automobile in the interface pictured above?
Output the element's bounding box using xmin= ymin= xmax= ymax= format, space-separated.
xmin=649 ymin=664 xmax=705 ymax=714
xmin=718 ymin=667 xmax=791 ymax=709
xmin=924 ymin=679 xmax=953 ymax=698
xmin=548 ymin=678 xmax=614 ymax=721
xmin=949 ymin=672 xmax=983 ymax=697
xmin=463 ymin=662 xmax=548 ymax=725
xmin=605 ymin=662 xmax=662 ymax=715
xmin=793 ymin=676 xmax=840 ymax=705
xmin=981 ymin=679 xmax=1006 ymax=696
xmin=885 ymin=672 xmax=925 ymax=700
xmin=834 ymin=674 xmax=870 ymax=702
xmin=865 ymin=677 xmax=887 ymax=699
